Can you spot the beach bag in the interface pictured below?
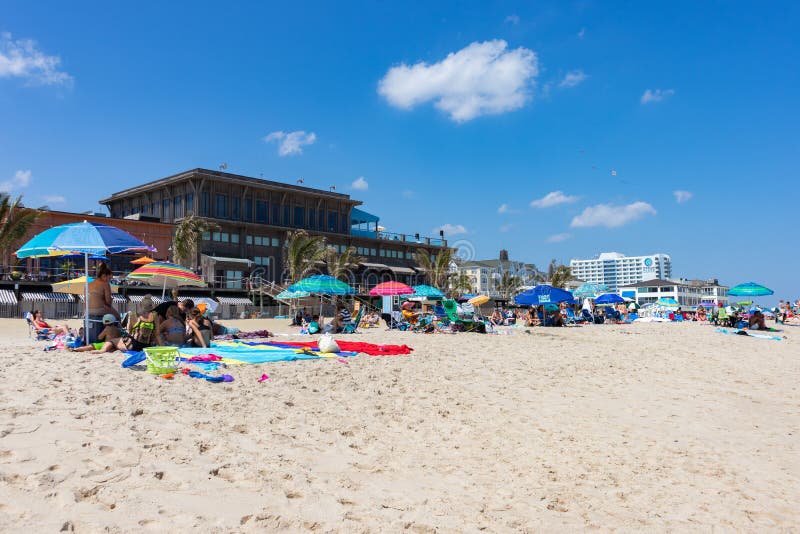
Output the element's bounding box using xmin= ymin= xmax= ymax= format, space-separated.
xmin=318 ymin=333 xmax=340 ymax=353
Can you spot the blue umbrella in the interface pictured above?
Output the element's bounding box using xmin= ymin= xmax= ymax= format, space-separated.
xmin=594 ymin=293 xmax=624 ymax=305
xmin=727 ymin=282 xmax=774 ymax=297
xmin=412 ymin=285 xmax=445 ymax=298
xmin=276 ymin=289 xmax=311 ymax=299
xmin=56 ymin=252 xmax=108 ymax=262
xmin=514 ymin=285 xmax=575 ymax=306
xmin=287 ymin=275 xmax=356 ymax=295
xmin=16 ymin=221 xmax=155 ymax=344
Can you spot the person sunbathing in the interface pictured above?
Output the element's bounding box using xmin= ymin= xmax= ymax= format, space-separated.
xmin=747 ymin=310 xmax=768 ymax=330
xmin=157 ymin=305 xmax=189 ymax=346
xmin=32 ymin=310 xmax=71 ymax=336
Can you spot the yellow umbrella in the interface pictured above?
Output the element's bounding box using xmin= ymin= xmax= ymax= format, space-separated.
xmin=52 ymin=276 xmax=119 ymax=294
xmin=468 ymin=295 xmax=490 ymax=306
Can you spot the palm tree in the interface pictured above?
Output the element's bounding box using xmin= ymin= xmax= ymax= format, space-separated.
xmin=450 ymin=273 xmax=473 ymax=295
xmin=415 ymin=247 xmax=454 ymax=290
xmin=547 ymin=259 xmax=573 ymax=289
xmin=496 ymin=271 xmax=522 ymax=299
xmin=325 ymin=245 xmax=363 ymax=282
xmin=0 ymin=193 xmax=41 ymax=272
xmin=283 ymin=230 xmax=327 ymax=283
xmin=172 ymin=215 xmax=219 ymax=268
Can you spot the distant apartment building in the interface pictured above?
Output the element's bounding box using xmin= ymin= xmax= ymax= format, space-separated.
xmin=457 ymin=250 xmax=542 ymax=298
xmin=569 ymin=252 xmax=672 ymax=292
xmin=619 ymin=278 xmax=729 ymax=307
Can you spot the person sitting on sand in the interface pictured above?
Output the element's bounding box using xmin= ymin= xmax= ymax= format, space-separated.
xmin=72 ymin=314 xmax=121 ymax=352
xmin=156 ymin=304 xmax=189 ymax=346
xmin=696 ymin=305 xmax=707 ymax=322
xmin=187 ymin=307 xmax=213 ymax=348
xmin=748 ymin=310 xmax=768 ymax=330
xmin=524 ymin=307 xmax=538 ymax=327
xmin=489 ymin=309 xmax=503 ymax=326
xmin=32 ymin=310 xmax=71 ymax=336
xmin=87 ymin=297 xmax=158 ymax=353
xmin=331 ymin=301 xmax=354 ymax=333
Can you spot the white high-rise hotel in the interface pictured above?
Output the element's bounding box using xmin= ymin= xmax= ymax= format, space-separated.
xmin=569 ymin=252 xmax=672 ymax=291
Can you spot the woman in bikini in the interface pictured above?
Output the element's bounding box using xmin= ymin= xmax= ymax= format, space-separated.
xmin=156 ymin=304 xmax=189 ymax=346
xmin=32 ymin=310 xmax=71 ymax=335
xmin=187 ymin=307 xmax=213 ymax=347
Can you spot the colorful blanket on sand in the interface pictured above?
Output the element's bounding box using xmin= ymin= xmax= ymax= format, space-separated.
xmin=177 ymin=340 xmax=359 ymax=365
xmin=262 ymin=340 xmax=414 ymax=356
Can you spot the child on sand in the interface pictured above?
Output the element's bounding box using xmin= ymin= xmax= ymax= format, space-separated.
xmin=72 ymin=314 xmax=120 ymax=352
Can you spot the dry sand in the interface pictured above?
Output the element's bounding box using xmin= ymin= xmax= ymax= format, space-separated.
xmin=0 ymin=317 xmax=797 ymax=532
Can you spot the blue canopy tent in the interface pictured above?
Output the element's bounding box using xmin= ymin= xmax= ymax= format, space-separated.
xmin=594 ymin=293 xmax=625 ymax=306
xmin=514 ymin=285 xmax=575 ymax=306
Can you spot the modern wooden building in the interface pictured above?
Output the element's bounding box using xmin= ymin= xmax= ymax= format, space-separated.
xmin=100 ymin=168 xmax=449 ymax=290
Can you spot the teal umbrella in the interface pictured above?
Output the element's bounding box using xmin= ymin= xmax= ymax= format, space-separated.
xmin=411 ymin=284 xmax=444 ymax=298
xmin=288 ymin=275 xmax=356 ymax=295
xmin=728 ymin=282 xmax=774 ymax=297
xmin=655 ymin=297 xmax=680 ymax=308
xmin=573 ymin=282 xmax=609 ymax=299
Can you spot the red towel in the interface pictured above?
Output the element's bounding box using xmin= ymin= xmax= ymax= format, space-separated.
xmin=273 ymin=340 xmax=413 ymax=356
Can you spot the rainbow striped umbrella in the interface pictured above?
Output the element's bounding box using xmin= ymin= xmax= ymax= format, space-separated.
xmin=127 ymin=261 xmax=205 ymax=298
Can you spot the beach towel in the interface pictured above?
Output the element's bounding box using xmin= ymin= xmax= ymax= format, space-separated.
xmin=264 ymin=340 xmax=413 ymax=356
xmin=178 ymin=342 xmax=359 ymax=365
xmin=715 ymin=328 xmax=782 ymax=341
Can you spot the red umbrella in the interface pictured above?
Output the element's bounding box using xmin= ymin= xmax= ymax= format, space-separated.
xmin=369 ymin=281 xmax=414 ymax=296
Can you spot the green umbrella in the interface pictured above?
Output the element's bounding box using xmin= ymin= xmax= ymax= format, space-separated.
xmin=288 ymin=275 xmax=356 ymax=295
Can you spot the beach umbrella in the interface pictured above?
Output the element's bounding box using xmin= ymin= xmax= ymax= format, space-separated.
xmin=191 ymin=297 xmax=219 ymax=315
xmin=728 ymin=282 xmax=773 ymax=297
xmin=573 ymin=282 xmax=609 ymax=299
xmin=457 ymin=293 xmax=477 ymax=303
xmin=655 ymin=297 xmax=680 ymax=308
xmin=412 ymin=285 xmax=445 ymax=298
xmin=53 ymin=276 xmax=119 ymax=294
xmin=127 ymin=261 xmax=205 ymax=299
xmin=130 ymin=256 xmax=157 ymax=265
xmin=15 ymin=221 xmax=154 ymax=343
xmin=468 ymin=295 xmax=490 ymax=306
xmin=288 ymin=275 xmax=356 ymax=295
xmin=594 ymin=293 xmax=624 ymax=305
xmin=369 ymin=281 xmax=414 ymax=296
xmin=514 ymin=285 xmax=575 ymax=306
xmin=55 ymin=252 xmax=108 ymax=262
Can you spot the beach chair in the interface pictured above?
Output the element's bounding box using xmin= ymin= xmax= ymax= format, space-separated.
xmin=25 ymin=312 xmax=52 ymax=340
xmin=581 ymin=308 xmax=595 ymax=324
xmin=564 ymin=307 xmax=584 ymax=324
xmin=381 ymin=311 xmax=409 ymax=330
xmin=342 ymin=308 xmax=363 ymax=334
xmin=442 ymin=299 xmax=485 ymax=333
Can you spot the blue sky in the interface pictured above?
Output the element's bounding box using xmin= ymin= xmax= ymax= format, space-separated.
xmin=2 ymin=1 xmax=798 ymax=299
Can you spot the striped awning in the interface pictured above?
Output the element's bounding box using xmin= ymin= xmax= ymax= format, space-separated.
xmin=20 ymin=292 xmax=75 ymax=302
xmin=216 ymin=296 xmax=253 ymax=305
xmin=389 ymin=266 xmax=416 ymax=275
xmin=360 ymin=262 xmax=389 ymax=270
xmin=0 ymin=289 xmax=17 ymax=305
xmin=127 ymin=294 xmax=165 ymax=305
xmin=77 ymin=293 xmax=128 ymax=303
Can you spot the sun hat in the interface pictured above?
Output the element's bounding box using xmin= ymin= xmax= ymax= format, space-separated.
xmin=401 ymin=300 xmax=415 ymax=310
xmin=140 ymin=295 xmax=154 ymax=312
xmin=102 ymin=313 xmax=117 ymax=324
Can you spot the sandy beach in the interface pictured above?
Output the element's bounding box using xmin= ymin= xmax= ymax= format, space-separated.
xmin=0 ymin=318 xmax=797 ymax=532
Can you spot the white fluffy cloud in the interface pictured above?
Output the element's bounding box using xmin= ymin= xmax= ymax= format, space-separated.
xmin=44 ymin=195 xmax=66 ymax=204
xmin=378 ymin=40 xmax=538 ymax=122
xmin=559 ymin=70 xmax=587 ymax=88
xmin=0 ymin=32 xmax=72 ymax=86
xmin=0 ymin=169 xmax=32 ymax=192
xmin=673 ymin=190 xmax=693 ymax=203
xmin=497 ymin=203 xmax=519 ymax=214
xmin=263 ymin=130 xmax=317 ymax=156
xmin=434 ymin=223 xmax=468 ymax=236
xmin=530 ymin=191 xmax=578 ymax=208
xmin=351 ymin=176 xmax=368 ymax=190
xmin=570 ymin=201 xmax=657 ymax=228
xmin=641 ymin=88 xmax=675 ymax=104
xmin=546 ymin=233 xmax=572 ymax=243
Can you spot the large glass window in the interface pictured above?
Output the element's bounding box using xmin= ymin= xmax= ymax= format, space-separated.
xmin=283 ymin=205 xmax=290 ymax=226
xmin=162 ymin=198 xmax=170 ymax=220
xmin=185 ymin=192 xmax=194 ymax=215
xmin=215 ymin=194 xmax=228 ymax=218
xmin=244 ymin=197 xmax=252 ymax=221
xmin=231 ymin=234 xmax=239 ymax=244
xmin=318 ymin=210 xmax=325 ymax=230
xmin=173 ymin=196 xmax=183 ymax=219
xmin=231 ymin=197 xmax=240 ymax=220
xmin=308 ymin=208 xmax=315 ymax=229
xmin=342 ymin=214 xmax=348 ymax=233
xmin=256 ymin=200 xmax=268 ymax=223
xmin=293 ymin=206 xmax=305 ymax=228
xmin=328 ymin=212 xmax=338 ymax=232
xmin=200 ymin=192 xmax=210 ymax=216
xmin=225 ymin=270 xmax=243 ymax=289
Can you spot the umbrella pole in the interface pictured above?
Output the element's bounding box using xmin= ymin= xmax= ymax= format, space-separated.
xmin=162 ymin=277 xmax=167 ymax=300
xmin=83 ymin=253 xmax=89 ymax=347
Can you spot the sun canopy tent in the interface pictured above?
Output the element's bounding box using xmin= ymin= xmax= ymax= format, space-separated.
xmin=351 ymin=208 xmax=380 ymax=237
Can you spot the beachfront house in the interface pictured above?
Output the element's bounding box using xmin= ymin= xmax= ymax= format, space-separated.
xmin=619 ymin=278 xmax=730 ymax=308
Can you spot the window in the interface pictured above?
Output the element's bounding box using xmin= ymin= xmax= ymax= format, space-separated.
xmin=308 ymin=208 xmax=315 ymax=229
xmin=254 ymin=236 xmax=262 ymax=246
xmin=215 ymin=194 xmax=228 ymax=218
xmin=212 ymin=232 xmax=221 ymax=241
xmin=283 ymin=205 xmax=290 ymax=226
xmin=200 ymin=191 xmax=210 ymax=216
xmin=244 ymin=197 xmax=252 ymax=221
xmin=246 ymin=235 xmax=253 ymax=245
xmin=342 ymin=214 xmax=348 ymax=233
xmin=202 ymin=231 xmax=211 ymax=241
xmin=225 ymin=270 xmax=243 ymax=289
xmin=271 ymin=238 xmax=279 ymax=247
xmin=173 ymin=196 xmax=183 ymax=219
xmin=231 ymin=197 xmax=241 ymax=220
xmin=318 ymin=210 xmax=325 ymax=230
xmin=380 ymin=249 xmax=386 ymax=257
xmin=256 ymin=200 xmax=268 ymax=223
xmin=231 ymin=234 xmax=239 ymax=244
xmin=254 ymin=257 xmax=271 ymax=266
xmin=151 ymin=202 xmax=157 ymax=215
xmin=185 ymin=192 xmax=194 ymax=215
xmin=328 ymin=212 xmax=338 ymax=232
xmin=220 ymin=232 xmax=229 ymax=242
xmin=294 ymin=206 xmax=305 ymax=228
xmin=271 ymin=203 xmax=280 ymax=225
xmin=162 ymin=198 xmax=170 ymax=220
xmin=370 ymin=248 xmax=376 ymax=256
